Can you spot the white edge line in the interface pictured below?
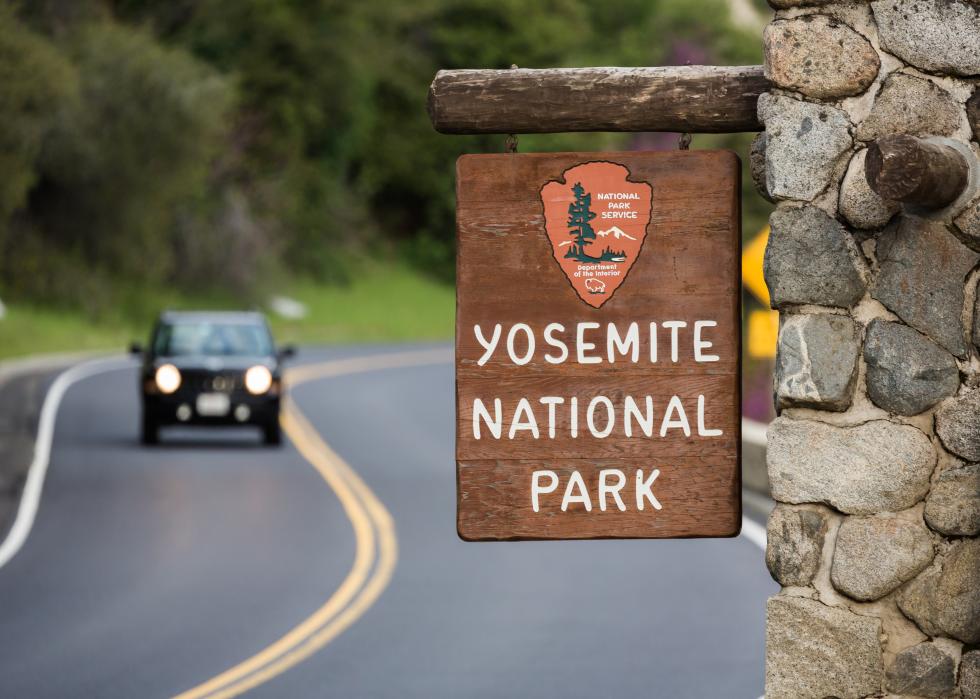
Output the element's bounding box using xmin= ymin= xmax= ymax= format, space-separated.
xmin=741 ymin=417 xmax=768 ymax=447
xmin=740 ymin=516 xmax=767 ymax=551
xmin=0 ymin=356 xmax=132 ymax=570
xmin=740 ymin=418 xmax=769 ymax=551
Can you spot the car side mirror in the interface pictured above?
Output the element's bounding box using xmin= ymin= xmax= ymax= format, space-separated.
xmin=129 ymin=341 xmax=143 ymax=356
xmin=278 ymin=345 xmax=296 ymax=361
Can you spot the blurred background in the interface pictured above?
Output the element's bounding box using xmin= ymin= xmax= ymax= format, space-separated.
xmin=0 ymin=3 xmax=783 ymax=696
xmin=0 ymin=0 xmax=775 ymax=422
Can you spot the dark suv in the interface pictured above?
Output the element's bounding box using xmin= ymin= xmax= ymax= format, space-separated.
xmin=131 ymin=311 xmax=294 ymax=445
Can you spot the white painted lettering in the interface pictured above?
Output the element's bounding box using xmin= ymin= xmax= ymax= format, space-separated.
xmin=531 ymin=470 xmax=559 ymax=512
xmin=694 ymin=320 xmax=719 ymax=362
xmin=473 ymin=398 xmax=502 ymax=439
xmin=474 ymin=324 xmax=501 ymax=366
xmin=659 ymin=395 xmax=691 ymax=437
xmin=599 ymin=469 xmax=627 ymax=512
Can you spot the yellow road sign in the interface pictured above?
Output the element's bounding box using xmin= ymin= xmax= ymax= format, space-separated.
xmin=743 ymin=226 xmax=778 ymax=358
xmin=742 ymin=225 xmax=770 ymax=306
xmin=748 ymin=308 xmax=779 ymax=358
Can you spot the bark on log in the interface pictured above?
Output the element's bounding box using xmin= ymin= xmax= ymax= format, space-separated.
xmin=428 ymin=66 xmax=769 ymax=134
xmin=866 ymin=135 xmax=969 ymax=210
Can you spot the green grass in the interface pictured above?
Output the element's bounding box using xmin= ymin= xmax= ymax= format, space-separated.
xmin=0 ymin=261 xmax=455 ymax=361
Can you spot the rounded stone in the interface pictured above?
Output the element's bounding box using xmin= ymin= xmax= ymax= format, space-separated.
xmin=873 ymin=218 xmax=980 ymax=359
xmin=758 ymin=94 xmax=853 ymax=202
xmin=750 ymin=132 xmax=773 ymax=203
xmin=764 ymin=206 xmax=867 ymax=309
xmin=775 ymin=314 xmax=860 ymax=411
xmin=830 ymin=512 xmax=935 ymax=601
xmin=855 ymin=73 xmax=962 ymax=142
xmin=975 ymin=290 xmax=980 ymax=352
xmin=897 ymin=537 xmax=980 ymax=644
xmin=839 ymin=149 xmax=899 ymax=230
xmin=766 ymin=505 xmax=828 ymax=587
xmin=961 ymin=650 xmax=980 ymax=699
xmin=872 ymin=0 xmax=980 ymax=77
xmin=768 ymin=417 xmax=935 ymax=515
xmin=953 ymin=197 xmax=980 ymax=252
xmin=767 ymin=0 xmax=835 ymax=8
xmin=885 ymin=642 xmax=956 ymax=698
xmin=924 ymin=462 xmax=980 ymax=536
xmin=968 ymin=88 xmax=980 ymax=142
xmin=766 ymin=596 xmax=882 ymax=699
xmin=935 ymin=391 xmax=980 ymax=461
xmin=764 ymin=16 xmax=879 ymax=99
xmin=863 ymin=319 xmax=959 ymax=416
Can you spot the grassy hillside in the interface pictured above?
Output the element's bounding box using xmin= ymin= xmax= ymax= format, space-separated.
xmin=0 ymin=261 xmax=454 ymax=360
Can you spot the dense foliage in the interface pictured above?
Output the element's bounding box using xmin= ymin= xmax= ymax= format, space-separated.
xmin=0 ymin=0 xmax=767 ymax=314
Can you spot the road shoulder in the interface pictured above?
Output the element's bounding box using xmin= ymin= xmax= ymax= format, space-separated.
xmin=0 ymin=353 xmax=100 ymax=540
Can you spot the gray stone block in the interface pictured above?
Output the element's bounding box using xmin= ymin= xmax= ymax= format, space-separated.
xmin=856 ymin=72 xmax=962 ymax=142
xmin=758 ymin=94 xmax=852 ymax=202
xmin=766 ymin=505 xmax=828 ymax=587
xmin=775 ymin=314 xmax=860 ymax=411
xmin=953 ymin=197 xmax=980 ymax=251
xmin=768 ymin=417 xmax=935 ymax=514
xmin=885 ymin=642 xmax=956 ymax=698
xmin=897 ymin=537 xmax=980 ymax=644
xmin=764 ymin=206 xmax=867 ymax=309
xmin=873 ymin=218 xmax=980 ymax=359
xmin=750 ymin=132 xmax=773 ymax=203
xmin=872 ymin=0 xmax=980 ymax=77
xmin=766 ymin=0 xmax=835 ymax=8
xmin=839 ymin=149 xmax=899 ymax=230
xmin=968 ymin=88 xmax=980 ymax=142
xmin=936 ymin=391 xmax=980 ymax=461
xmin=830 ymin=512 xmax=935 ymax=601
xmin=961 ymin=650 xmax=980 ymax=699
xmin=864 ymin=319 xmax=959 ymax=416
xmin=924 ymin=462 xmax=980 ymax=536
xmin=766 ymin=596 xmax=882 ymax=699
xmin=764 ymin=16 xmax=879 ymax=99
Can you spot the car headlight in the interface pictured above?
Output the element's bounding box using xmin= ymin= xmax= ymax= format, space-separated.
xmin=155 ymin=364 xmax=181 ymax=394
xmin=245 ymin=365 xmax=273 ymax=395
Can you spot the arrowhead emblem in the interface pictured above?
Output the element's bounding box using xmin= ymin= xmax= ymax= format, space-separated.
xmin=540 ymin=161 xmax=652 ymax=308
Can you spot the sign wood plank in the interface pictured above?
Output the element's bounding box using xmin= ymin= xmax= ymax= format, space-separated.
xmin=456 ymin=151 xmax=741 ymax=540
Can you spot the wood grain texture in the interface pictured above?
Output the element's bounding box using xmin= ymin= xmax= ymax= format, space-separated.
xmin=429 ymin=66 xmax=768 ymax=134
xmin=456 ymin=151 xmax=742 ymax=540
xmin=866 ymin=134 xmax=969 ymax=210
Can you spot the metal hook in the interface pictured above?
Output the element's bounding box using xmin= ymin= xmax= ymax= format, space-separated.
xmin=505 ymin=64 xmax=519 ymax=153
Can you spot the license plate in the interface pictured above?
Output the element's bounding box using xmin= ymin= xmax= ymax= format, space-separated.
xmin=196 ymin=393 xmax=230 ymax=417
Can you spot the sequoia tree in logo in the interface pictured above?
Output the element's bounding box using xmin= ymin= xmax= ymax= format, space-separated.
xmin=541 ymin=161 xmax=652 ymax=308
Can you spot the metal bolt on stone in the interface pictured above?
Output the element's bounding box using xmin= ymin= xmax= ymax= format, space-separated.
xmin=866 ymin=134 xmax=969 ymax=210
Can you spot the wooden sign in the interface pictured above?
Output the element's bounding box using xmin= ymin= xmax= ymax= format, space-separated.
xmin=455 ymin=151 xmax=741 ymax=540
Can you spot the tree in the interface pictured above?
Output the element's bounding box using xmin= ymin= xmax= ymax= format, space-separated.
xmin=566 ymin=183 xmax=597 ymax=262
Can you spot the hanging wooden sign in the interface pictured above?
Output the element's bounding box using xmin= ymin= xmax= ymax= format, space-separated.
xmin=455 ymin=151 xmax=742 ymax=540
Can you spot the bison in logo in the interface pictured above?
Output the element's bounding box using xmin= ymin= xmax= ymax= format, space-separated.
xmin=584 ymin=278 xmax=606 ymax=295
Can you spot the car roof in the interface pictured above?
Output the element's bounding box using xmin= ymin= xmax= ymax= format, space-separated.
xmin=158 ymin=310 xmax=268 ymax=325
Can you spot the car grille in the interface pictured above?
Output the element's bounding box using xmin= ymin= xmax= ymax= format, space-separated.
xmin=182 ymin=370 xmax=243 ymax=393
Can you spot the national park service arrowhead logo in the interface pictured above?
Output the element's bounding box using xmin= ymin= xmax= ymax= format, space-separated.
xmin=541 ymin=161 xmax=652 ymax=308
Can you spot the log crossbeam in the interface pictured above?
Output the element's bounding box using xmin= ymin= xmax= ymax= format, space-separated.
xmin=428 ymin=65 xmax=769 ymax=135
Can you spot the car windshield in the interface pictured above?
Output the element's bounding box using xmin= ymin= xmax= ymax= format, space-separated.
xmin=153 ymin=320 xmax=273 ymax=357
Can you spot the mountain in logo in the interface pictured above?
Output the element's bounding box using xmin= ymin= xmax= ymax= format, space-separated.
xmin=596 ymin=226 xmax=637 ymax=241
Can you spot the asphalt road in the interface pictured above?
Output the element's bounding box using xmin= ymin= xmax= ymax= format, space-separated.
xmin=0 ymin=345 xmax=775 ymax=698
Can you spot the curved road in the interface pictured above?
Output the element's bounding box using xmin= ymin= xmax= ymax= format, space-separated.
xmin=0 ymin=345 xmax=775 ymax=698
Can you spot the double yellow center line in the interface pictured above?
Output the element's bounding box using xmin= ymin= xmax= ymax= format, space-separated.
xmin=174 ymin=348 xmax=452 ymax=699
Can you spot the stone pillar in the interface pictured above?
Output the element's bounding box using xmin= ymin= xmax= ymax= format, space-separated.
xmin=758 ymin=2 xmax=980 ymax=698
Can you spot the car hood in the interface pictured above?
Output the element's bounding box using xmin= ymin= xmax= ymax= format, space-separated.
xmin=155 ymin=356 xmax=275 ymax=372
